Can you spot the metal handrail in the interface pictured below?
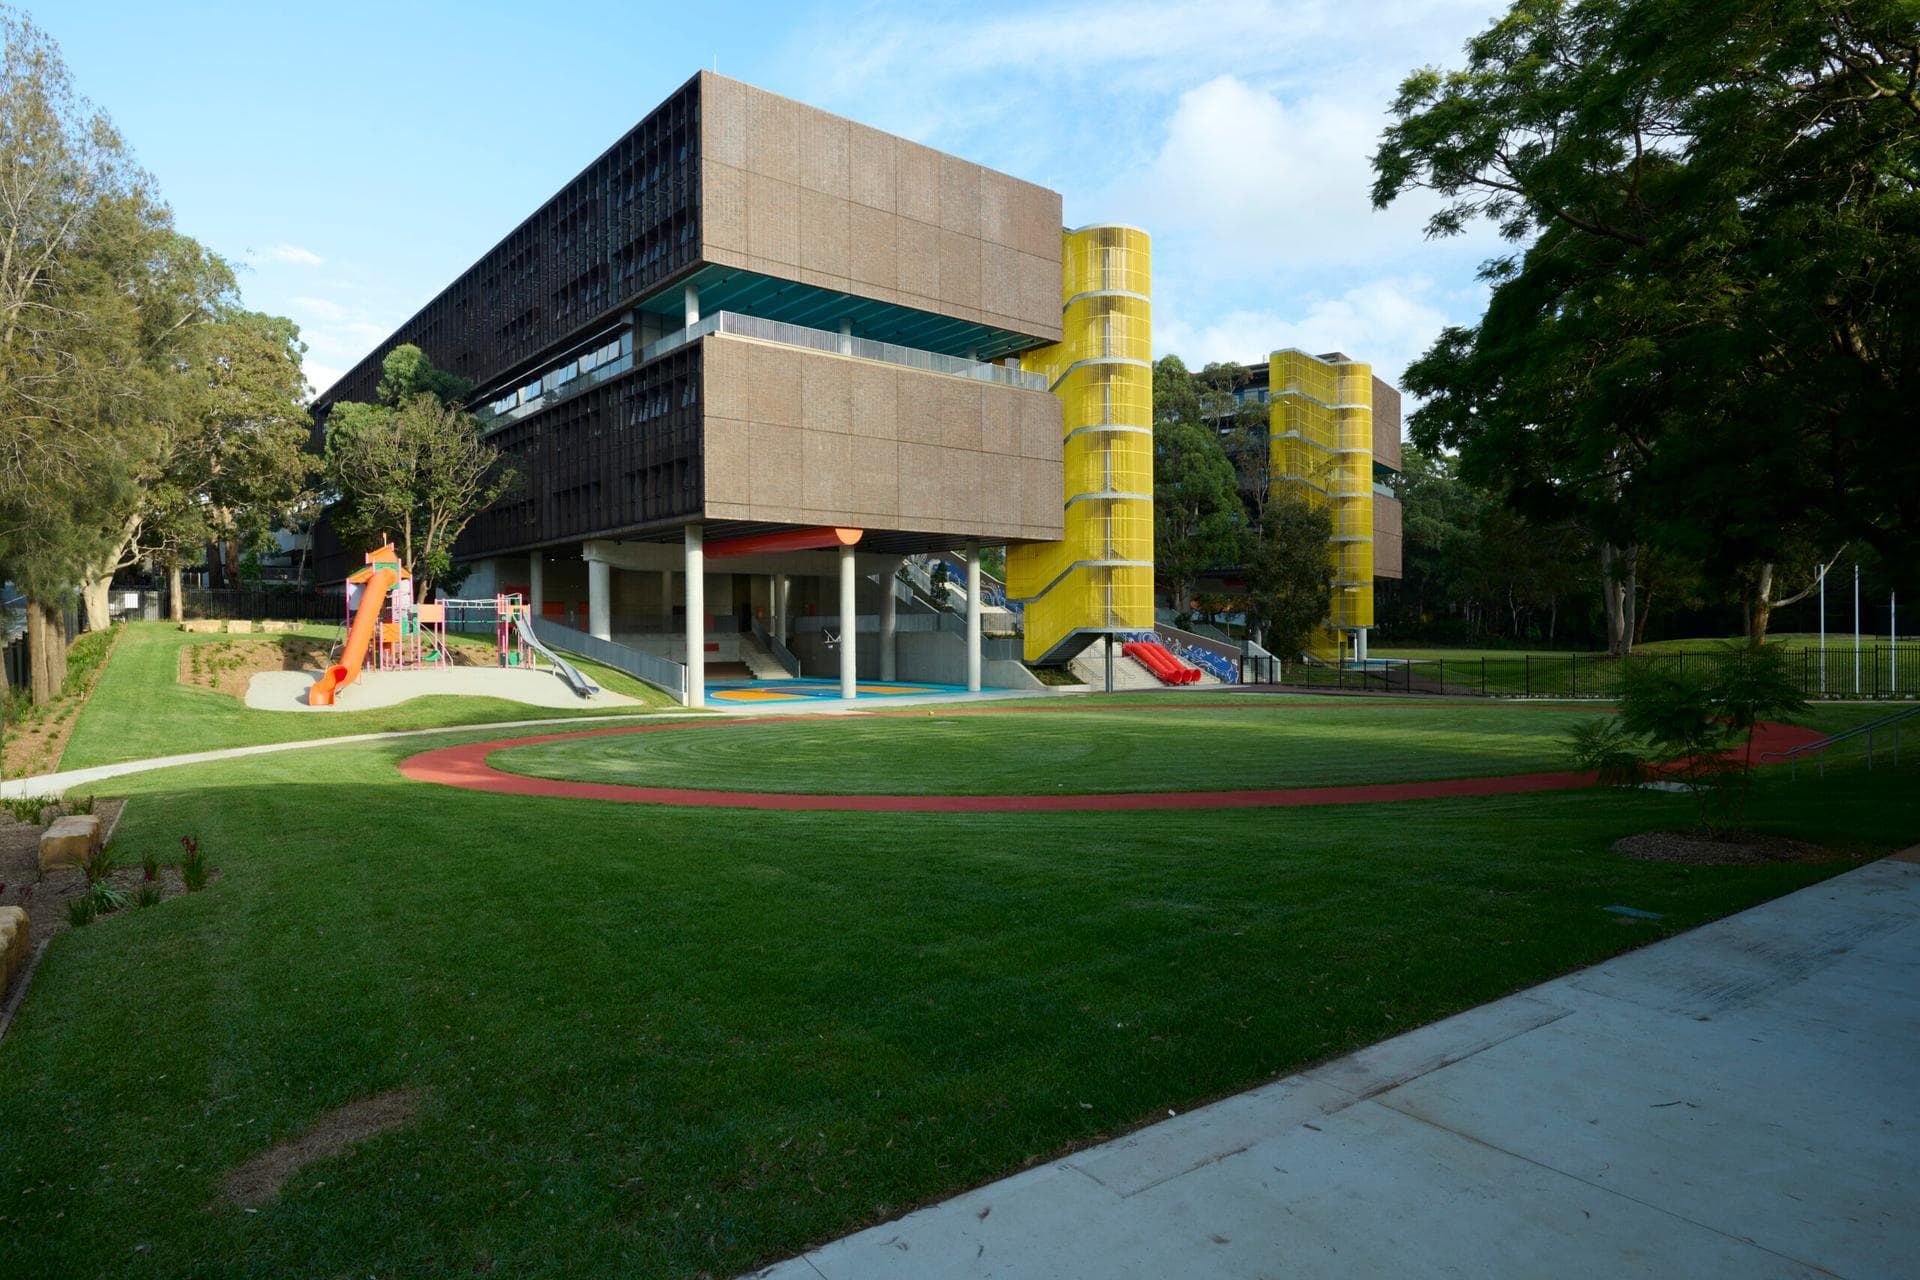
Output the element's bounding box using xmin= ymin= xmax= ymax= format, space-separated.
xmin=1760 ymin=704 xmax=1920 ymax=779
xmin=748 ymin=616 xmax=801 ymax=678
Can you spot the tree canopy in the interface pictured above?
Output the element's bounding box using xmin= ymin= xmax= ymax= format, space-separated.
xmin=1152 ymin=357 xmax=1244 ymax=624
xmin=1373 ymin=0 xmax=1920 ymax=646
xmin=323 ymin=345 xmax=514 ymax=598
xmin=0 ymin=11 xmax=311 ymax=697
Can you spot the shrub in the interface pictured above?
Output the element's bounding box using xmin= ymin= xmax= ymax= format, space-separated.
xmin=64 ymin=793 xmax=95 ymax=816
xmin=1565 ymin=718 xmax=1646 ymax=786
xmin=136 ymin=884 xmax=162 ymax=909
xmin=67 ymin=896 xmax=95 ymax=927
xmin=87 ymin=880 xmax=130 ymax=914
xmin=141 ymin=853 xmax=159 ymax=882
xmin=1 ymin=795 xmax=53 ymax=826
xmin=85 ymin=846 xmax=117 ymax=886
xmin=179 ymin=835 xmax=209 ymax=892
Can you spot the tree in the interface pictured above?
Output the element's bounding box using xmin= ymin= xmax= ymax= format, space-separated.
xmin=324 ymin=346 xmax=514 ymax=598
xmin=1152 ymin=357 xmax=1244 ymax=624
xmin=1153 ymin=420 xmax=1242 ymax=624
xmin=68 ymin=223 xmax=253 ymax=629
xmin=1195 ymin=362 xmax=1276 ymax=531
xmin=1372 ymin=0 xmax=1920 ymax=650
xmin=0 ymin=9 xmax=150 ymax=698
xmin=1241 ymin=493 xmax=1334 ymax=669
xmin=134 ymin=309 xmax=315 ymax=617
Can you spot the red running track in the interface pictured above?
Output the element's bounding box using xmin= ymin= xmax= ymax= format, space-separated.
xmin=395 ymin=708 xmax=1827 ymax=814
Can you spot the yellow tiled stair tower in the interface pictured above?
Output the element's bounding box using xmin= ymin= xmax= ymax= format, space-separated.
xmin=1007 ymin=225 xmax=1155 ymax=664
xmin=1269 ymin=348 xmax=1374 ymax=661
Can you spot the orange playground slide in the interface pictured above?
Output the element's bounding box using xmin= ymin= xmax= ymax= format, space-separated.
xmin=309 ymin=565 xmax=398 ymax=707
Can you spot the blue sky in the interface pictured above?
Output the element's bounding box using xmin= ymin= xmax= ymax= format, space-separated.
xmin=38 ymin=0 xmax=1508 ymax=399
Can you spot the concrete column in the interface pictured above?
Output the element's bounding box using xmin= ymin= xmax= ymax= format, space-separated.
xmin=683 ymin=524 xmax=704 ymax=708
xmin=587 ymin=557 xmax=611 ymax=641
xmin=965 ymin=545 xmax=982 ymax=692
xmin=772 ymin=572 xmax=789 ymax=644
xmin=838 ymin=317 xmax=853 ymax=355
xmin=879 ymin=558 xmax=899 ymax=682
xmin=528 ymin=551 xmax=544 ymax=614
xmin=839 ymin=543 xmax=858 ymax=701
xmin=684 ymin=283 xmax=700 ymax=329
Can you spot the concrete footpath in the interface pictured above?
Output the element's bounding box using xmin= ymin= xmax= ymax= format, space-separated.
xmin=755 ymin=855 xmax=1920 ymax=1280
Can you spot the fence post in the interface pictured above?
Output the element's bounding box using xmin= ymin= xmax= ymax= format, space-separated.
xmin=1525 ymin=654 xmax=1531 ymax=697
xmin=1571 ymin=654 xmax=1578 ymax=698
xmin=1481 ymin=657 xmax=1487 ymax=696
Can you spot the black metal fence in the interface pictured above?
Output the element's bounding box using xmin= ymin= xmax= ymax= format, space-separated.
xmin=3 ymin=602 xmax=81 ymax=689
xmin=165 ymin=587 xmax=346 ymax=623
xmin=1245 ymin=645 xmax=1920 ymax=701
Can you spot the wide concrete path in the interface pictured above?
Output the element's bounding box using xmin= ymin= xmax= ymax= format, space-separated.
xmin=754 ymin=855 xmax=1920 ymax=1280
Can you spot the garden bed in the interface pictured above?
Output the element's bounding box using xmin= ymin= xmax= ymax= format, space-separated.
xmin=2 ymin=624 xmax=123 ymax=778
xmin=177 ymin=636 xmax=331 ymax=697
xmin=1614 ymin=830 xmax=1856 ymax=866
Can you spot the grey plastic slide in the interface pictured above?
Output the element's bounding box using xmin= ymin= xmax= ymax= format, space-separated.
xmin=513 ymin=615 xmax=601 ymax=698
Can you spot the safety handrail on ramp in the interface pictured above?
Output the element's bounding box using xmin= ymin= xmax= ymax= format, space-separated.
xmin=513 ymin=615 xmax=600 ymax=698
xmin=1759 ymin=704 xmax=1919 ymax=778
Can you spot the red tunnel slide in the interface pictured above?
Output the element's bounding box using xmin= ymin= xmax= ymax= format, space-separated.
xmin=1122 ymin=640 xmax=1202 ymax=685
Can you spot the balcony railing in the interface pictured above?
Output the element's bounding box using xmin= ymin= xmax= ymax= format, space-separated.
xmin=643 ymin=311 xmax=1048 ymax=392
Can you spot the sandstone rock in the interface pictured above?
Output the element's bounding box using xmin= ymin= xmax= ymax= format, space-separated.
xmin=0 ymin=905 xmax=26 ymax=994
xmin=38 ymin=814 xmax=101 ymax=872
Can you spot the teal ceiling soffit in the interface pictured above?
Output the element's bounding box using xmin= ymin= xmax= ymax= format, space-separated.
xmin=637 ymin=265 xmax=1045 ymax=361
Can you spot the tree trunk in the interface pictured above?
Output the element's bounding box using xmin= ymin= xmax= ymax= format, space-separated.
xmin=1633 ymin=590 xmax=1652 ymax=647
xmin=27 ymin=598 xmax=67 ymax=705
xmin=1600 ymin=543 xmax=1638 ymax=657
xmin=1749 ymin=562 xmax=1775 ymax=650
xmin=223 ymin=540 xmax=242 ymax=586
xmin=168 ymin=563 xmax=185 ymax=622
xmin=81 ymin=577 xmax=114 ymax=632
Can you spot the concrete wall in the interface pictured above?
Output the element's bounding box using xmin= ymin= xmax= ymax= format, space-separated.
xmin=788 ymin=625 xmax=1043 ymax=690
xmin=699 ymin=73 xmax=1064 ymax=344
xmin=701 ymin=334 xmax=1064 ymax=543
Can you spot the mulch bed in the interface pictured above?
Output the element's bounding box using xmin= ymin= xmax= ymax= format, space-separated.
xmin=177 ymin=637 xmax=331 ymax=697
xmin=1613 ymin=830 xmax=1856 ymax=866
xmin=2 ymin=626 xmax=124 ymax=779
xmin=0 ymin=799 xmax=211 ymax=1008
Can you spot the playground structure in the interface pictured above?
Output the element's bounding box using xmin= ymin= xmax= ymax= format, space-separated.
xmin=1123 ymin=638 xmax=1202 ymax=685
xmin=308 ymin=544 xmax=601 ymax=706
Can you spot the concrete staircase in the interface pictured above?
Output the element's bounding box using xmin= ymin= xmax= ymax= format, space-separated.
xmin=1069 ymin=646 xmax=1223 ymax=691
xmin=738 ymin=633 xmax=794 ymax=681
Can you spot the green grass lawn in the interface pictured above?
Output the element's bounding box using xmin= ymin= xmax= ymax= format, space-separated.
xmin=494 ymin=703 xmax=1611 ymax=794
xmin=56 ymin=622 xmax=679 ymax=772
xmin=2 ymin=703 xmax=1915 ymax=1277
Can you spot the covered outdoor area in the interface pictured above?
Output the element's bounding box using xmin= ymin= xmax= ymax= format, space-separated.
xmin=482 ymin=524 xmax=1008 ymax=708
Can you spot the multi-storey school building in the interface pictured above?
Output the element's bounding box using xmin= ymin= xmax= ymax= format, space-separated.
xmin=1207 ymin=353 xmax=1404 ymax=661
xmin=314 ymin=73 xmax=1154 ymax=703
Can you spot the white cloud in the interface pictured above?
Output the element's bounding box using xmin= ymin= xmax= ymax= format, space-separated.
xmin=1096 ymin=75 xmax=1450 ymax=278
xmin=1155 ymin=275 xmax=1475 ymax=390
xmin=263 ymin=243 xmax=324 ymax=266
